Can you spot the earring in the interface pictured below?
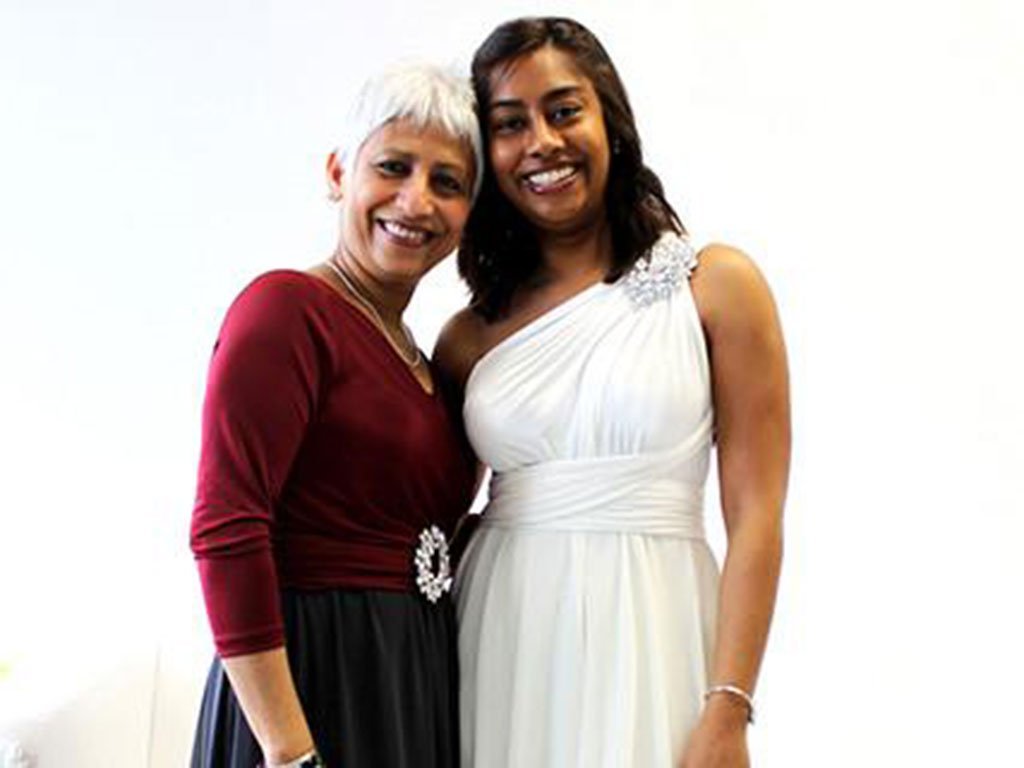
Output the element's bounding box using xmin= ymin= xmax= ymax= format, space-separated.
xmin=612 ymin=138 xmax=622 ymax=155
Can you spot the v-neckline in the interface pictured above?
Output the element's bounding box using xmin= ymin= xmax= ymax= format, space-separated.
xmin=299 ymin=269 xmax=437 ymax=398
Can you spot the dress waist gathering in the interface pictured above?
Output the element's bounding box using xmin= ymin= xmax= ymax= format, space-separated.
xmin=483 ymin=452 xmax=707 ymax=540
xmin=276 ymin=530 xmax=431 ymax=593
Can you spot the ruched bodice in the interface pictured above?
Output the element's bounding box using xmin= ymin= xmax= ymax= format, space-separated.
xmin=464 ymin=248 xmax=712 ymax=469
xmin=456 ymin=234 xmax=720 ymax=768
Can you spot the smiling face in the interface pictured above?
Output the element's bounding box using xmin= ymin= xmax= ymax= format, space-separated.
xmin=332 ymin=117 xmax=475 ymax=285
xmin=486 ymin=44 xmax=611 ymax=238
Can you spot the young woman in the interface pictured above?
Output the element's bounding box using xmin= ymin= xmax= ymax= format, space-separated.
xmin=435 ymin=18 xmax=790 ymax=768
xmin=189 ymin=64 xmax=481 ymax=768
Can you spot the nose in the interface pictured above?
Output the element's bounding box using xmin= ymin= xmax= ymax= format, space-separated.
xmin=396 ymin=171 xmax=435 ymax=218
xmin=527 ymin=116 xmax=565 ymax=157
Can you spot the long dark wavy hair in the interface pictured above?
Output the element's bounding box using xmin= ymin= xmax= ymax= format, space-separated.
xmin=459 ymin=17 xmax=684 ymax=320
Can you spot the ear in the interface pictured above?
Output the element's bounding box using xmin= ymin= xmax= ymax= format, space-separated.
xmin=326 ymin=150 xmax=344 ymax=202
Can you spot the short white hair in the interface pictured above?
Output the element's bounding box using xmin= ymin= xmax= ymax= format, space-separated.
xmin=338 ymin=62 xmax=483 ymax=201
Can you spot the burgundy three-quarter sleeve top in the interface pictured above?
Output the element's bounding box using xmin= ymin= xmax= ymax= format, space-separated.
xmin=190 ymin=271 xmax=475 ymax=658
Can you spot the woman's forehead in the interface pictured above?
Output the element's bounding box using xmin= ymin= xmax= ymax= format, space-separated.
xmin=488 ymin=45 xmax=591 ymax=105
xmin=364 ymin=119 xmax=473 ymax=165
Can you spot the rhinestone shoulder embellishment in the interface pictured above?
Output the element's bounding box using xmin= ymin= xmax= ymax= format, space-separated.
xmin=414 ymin=525 xmax=452 ymax=603
xmin=621 ymin=234 xmax=698 ymax=308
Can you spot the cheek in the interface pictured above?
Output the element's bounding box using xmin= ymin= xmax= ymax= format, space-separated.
xmin=350 ymin=175 xmax=390 ymax=211
xmin=441 ymin=202 xmax=471 ymax=240
xmin=343 ymin=189 xmax=370 ymax=224
xmin=489 ymin=142 xmax=519 ymax=181
xmin=585 ymin=135 xmax=611 ymax=182
xmin=339 ymin=199 xmax=360 ymax=237
xmin=593 ymin=151 xmax=611 ymax=184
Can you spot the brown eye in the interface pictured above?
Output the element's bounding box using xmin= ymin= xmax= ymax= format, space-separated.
xmin=433 ymin=172 xmax=465 ymax=196
xmin=491 ymin=114 xmax=526 ymax=135
xmin=376 ymin=159 xmax=409 ymax=176
xmin=549 ymin=104 xmax=582 ymax=124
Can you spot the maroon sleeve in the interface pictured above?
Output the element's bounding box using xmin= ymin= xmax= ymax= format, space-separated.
xmin=190 ymin=273 xmax=326 ymax=657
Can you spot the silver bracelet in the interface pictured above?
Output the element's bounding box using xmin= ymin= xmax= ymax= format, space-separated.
xmin=266 ymin=748 xmax=323 ymax=768
xmin=704 ymin=684 xmax=756 ymax=724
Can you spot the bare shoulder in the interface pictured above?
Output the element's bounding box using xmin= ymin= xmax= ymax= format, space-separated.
xmin=690 ymin=243 xmax=780 ymax=335
xmin=432 ymin=306 xmax=490 ymax=394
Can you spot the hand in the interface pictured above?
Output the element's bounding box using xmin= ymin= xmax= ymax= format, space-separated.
xmin=678 ymin=697 xmax=750 ymax=768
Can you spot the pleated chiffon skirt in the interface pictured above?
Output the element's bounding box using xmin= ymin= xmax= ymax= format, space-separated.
xmin=191 ymin=588 xmax=459 ymax=768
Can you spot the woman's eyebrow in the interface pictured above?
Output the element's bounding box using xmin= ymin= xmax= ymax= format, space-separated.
xmin=489 ymin=97 xmax=525 ymax=111
xmin=542 ymin=85 xmax=584 ymax=102
xmin=490 ymin=85 xmax=584 ymax=111
xmin=370 ymin=148 xmax=412 ymax=159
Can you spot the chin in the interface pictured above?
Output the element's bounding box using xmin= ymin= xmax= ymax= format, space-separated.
xmin=518 ymin=196 xmax=595 ymax=232
xmin=377 ymin=262 xmax=426 ymax=284
xmin=528 ymin=206 xmax=593 ymax=235
xmin=374 ymin=251 xmax=441 ymax=283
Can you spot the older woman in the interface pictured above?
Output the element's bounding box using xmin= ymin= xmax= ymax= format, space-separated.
xmin=189 ymin=64 xmax=481 ymax=768
xmin=437 ymin=17 xmax=790 ymax=768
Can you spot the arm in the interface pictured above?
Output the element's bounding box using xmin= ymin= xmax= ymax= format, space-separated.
xmin=221 ymin=649 xmax=316 ymax=765
xmin=433 ymin=308 xmax=488 ymax=562
xmin=191 ymin=275 xmax=327 ymax=764
xmin=683 ymin=245 xmax=791 ymax=767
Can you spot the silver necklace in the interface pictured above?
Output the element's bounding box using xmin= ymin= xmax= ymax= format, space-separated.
xmin=325 ymin=256 xmax=423 ymax=368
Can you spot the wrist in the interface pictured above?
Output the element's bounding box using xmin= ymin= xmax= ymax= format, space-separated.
xmin=264 ymin=746 xmax=322 ymax=767
xmin=702 ymin=693 xmax=751 ymax=732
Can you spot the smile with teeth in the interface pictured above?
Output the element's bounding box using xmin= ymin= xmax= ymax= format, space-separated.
xmin=379 ymin=219 xmax=432 ymax=246
xmin=524 ymin=165 xmax=579 ymax=192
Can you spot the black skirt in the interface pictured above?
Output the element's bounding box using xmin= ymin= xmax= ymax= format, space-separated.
xmin=191 ymin=588 xmax=459 ymax=768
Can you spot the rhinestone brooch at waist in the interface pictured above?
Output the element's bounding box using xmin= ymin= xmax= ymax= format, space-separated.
xmin=414 ymin=525 xmax=452 ymax=603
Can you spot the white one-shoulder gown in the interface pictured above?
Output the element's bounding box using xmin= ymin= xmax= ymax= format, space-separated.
xmin=457 ymin=234 xmax=720 ymax=768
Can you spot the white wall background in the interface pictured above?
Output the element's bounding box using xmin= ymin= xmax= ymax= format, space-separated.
xmin=1 ymin=0 xmax=1021 ymax=765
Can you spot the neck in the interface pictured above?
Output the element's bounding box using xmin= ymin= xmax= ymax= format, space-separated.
xmin=332 ymin=243 xmax=413 ymax=328
xmin=536 ymin=218 xmax=614 ymax=286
